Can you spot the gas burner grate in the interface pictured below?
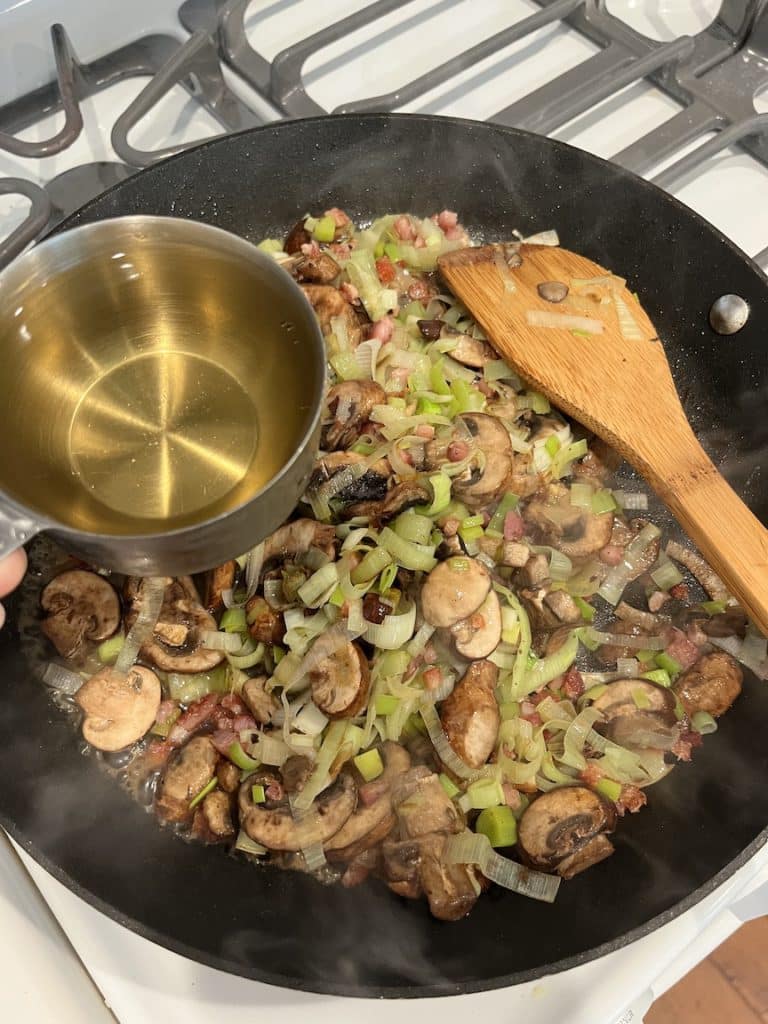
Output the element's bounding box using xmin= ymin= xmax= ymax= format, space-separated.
xmin=1 ymin=0 xmax=767 ymax=270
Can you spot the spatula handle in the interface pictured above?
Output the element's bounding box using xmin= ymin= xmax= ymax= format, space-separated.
xmin=643 ymin=433 xmax=768 ymax=634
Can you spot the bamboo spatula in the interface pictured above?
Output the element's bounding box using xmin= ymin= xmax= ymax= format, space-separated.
xmin=438 ymin=242 xmax=768 ymax=634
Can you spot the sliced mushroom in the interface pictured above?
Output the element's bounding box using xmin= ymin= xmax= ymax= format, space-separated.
xmin=241 ymin=675 xmax=279 ymax=725
xmin=521 ymin=586 xmax=582 ymax=633
xmin=302 ymin=285 xmax=362 ymax=348
xmin=309 ymin=451 xmax=390 ymax=507
xmin=392 ymin=768 xmax=463 ymax=839
xmin=451 ymin=589 xmax=502 ymax=659
xmin=238 ymin=769 xmax=357 ymax=851
xmin=524 ymin=483 xmax=613 ymax=560
xmin=200 ymin=790 xmax=235 ymax=839
xmin=451 ymin=413 xmax=513 ymax=508
xmin=325 ymin=742 xmax=411 ymax=862
xmin=309 ymin=636 xmax=370 ymax=718
xmin=156 ymin=735 xmax=218 ymax=823
xmin=75 ymin=665 xmax=161 ymax=752
xmin=322 ymin=380 xmax=386 ymax=450
xmin=245 ymin=595 xmax=285 ymax=645
xmin=284 ymin=218 xmax=311 ymax=254
xmin=592 ymin=678 xmax=679 ymax=749
xmin=126 ymin=576 xmax=223 ymax=674
xmin=204 ymin=561 xmax=236 ymax=615
xmin=439 ymin=660 xmax=500 ymax=768
xmin=596 ymin=621 xmax=646 ymax=666
xmin=673 ymin=652 xmax=743 ymax=718
xmin=216 ymin=760 xmax=240 ymax=793
xmin=418 ymin=832 xmax=479 ymax=921
xmin=291 ymin=251 xmax=340 ymax=285
xmin=263 ymin=519 xmax=337 ymax=568
xmin=348 ymin=480 xmax=431 ymax=523
xmin=421 ymin=556 xmax=491 ymax=629
xmin=381 ymin=837 xmax=422 ymax=899
xmin=41 ymin=570 xmax=121 ymax=662
xmin=417 ymin=321 xmax=497 ymax=368
xmin=517 ymin=785 xmax=616 ymax=877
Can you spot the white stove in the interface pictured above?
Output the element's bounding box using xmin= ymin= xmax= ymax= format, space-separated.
xmin=1 ymin=1 xmax=767 ymax=1020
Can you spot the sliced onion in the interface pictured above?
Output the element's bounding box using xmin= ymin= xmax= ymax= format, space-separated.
xmin=252 ymin=733 xmax=292 ymax=766
xmin=201 ymin=630 xmax=244 ymax=653
xmin=616 ymin=658 xmax=640 ymax=677
xmin=301 ymin=840 xmax=327 ymax=872
xmin=711 ymin=634 xmax=768 ymax=680
xmin=560 ymin=707 xmax=603 ymax=771
xmin=115 ymin=577 xmax=166 ymax=674
xmin=445 ymin=831 xmax=560 ymax=903
xmin=43 ymin=662 xmax=84 ymax=695
xmin=523 ymin=230 xmax=560 ymax=247
xmin=355 ymin=338 xmax=382 ymax=378
xmin=406 ymin=622 xmax=436 ymax=657
xmin=598 ymin=523 xmax=661 ymax=606
xmin=665 ymin=540 xmax=729 ymax=603
xmin=614 ymin=293 xmax=645 ymax=342
xmin=227 ymin=640 xmax=265 ymax=670
xmin=263 ymin=578 xmax=289 ymax=610
xmin=612 ymin=490 xmax=648 ymax=511
xmin=235 ymin=830 xmax=268 ymax=856
xmin=221 ymin=588 xmax=245 ymax=609
xmin=297 ymin=562 xmax=339 ymax=608
xmin=492 ymin=247 xmax=516 ymax=292
xmin=245 ymin=541 xmax=266 ymax=598
xmin=584 ymin=628 xmax=665 ymax=651
xmin=365 ymin=601 xmax=417 ymax=650
xmin=292 ymin=720 xmax=348 ymax=811
xmin=526 ymin=310 xmax=604 ymax=334
xmin=293 ymin=701 xmax=329 ymax=737
xmin=420 ymin=702 xmax=479 ymax=780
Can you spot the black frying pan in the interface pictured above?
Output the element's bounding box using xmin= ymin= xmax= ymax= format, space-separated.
xmin=1 ymin=115 xmax=767 ymax=998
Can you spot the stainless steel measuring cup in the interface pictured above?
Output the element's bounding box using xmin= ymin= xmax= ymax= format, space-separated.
xmin=0 ymin=216 xmax=325 ymax=575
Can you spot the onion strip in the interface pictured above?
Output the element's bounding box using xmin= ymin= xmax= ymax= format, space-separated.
xmin=445 ymin=831 xmax=560 ymax=903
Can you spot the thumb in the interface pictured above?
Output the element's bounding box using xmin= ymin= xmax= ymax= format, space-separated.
xmin=0 ymin=548 xmax=27 ymax=600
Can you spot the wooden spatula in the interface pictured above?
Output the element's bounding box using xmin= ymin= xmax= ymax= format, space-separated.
xmin=438 ymin=242 xmax=768 ymax=634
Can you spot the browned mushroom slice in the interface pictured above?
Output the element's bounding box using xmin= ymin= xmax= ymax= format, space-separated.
xmin=517 ymin=785 xmax=616 ymax=877
xmin=241 ymin=676 xmax=279 ymax=725
xmin=596 ymin=620 xmax=647 ymax=666
xmin=381 ymin=837 xmax=422 ymax=899
xmin=421 ymin=556 xmax=491 ymax=629
xmin=309 ymin=451 xmax=390 ymax=508
xmin=418 ymin=833 xmax=479 ymax=921
xmin=156 ymin=735 xmax=218 ymax=823
xmin=40 ymin=570 xmax=121 ymax=662
xmin=451 ymin=413 xmax=513 ymax=507
xmin=325 ymin=742 xmax=411 ymax=862
xmin=309 ymin=636 xmax=370 ymax=719
xmin=293 ymin=251 xmax=340 ymax=285
xmin=439 ymin=660 xmax=500 ymax=768
xmin=216 ymin=760 xmax=240 ymax=793
xmin=245 ymin=595 xmax=285 ymax=645
xmin=673 ymin=651 xmax=743 ymax=718
xmin=263 ymin=519 xmax=337 ymax=567
xmin=126 ymin=576 xmax=224 ymax=674
xmin=238 ymin=770 xmax=356 ymax=851
xmin=302 ymin=285 xmax=362 ymax=348
xmin=204 ymin=561 xmax=236 ymax=615
xmin=417 ymin=321 xmax=497 ymax=369
xmin=322 ymin=380 xmax=386 ymax=451
xmin=592 ymin=678 xmax=679 ymax=749
xmin=284 ymin=218 xmax=311 ymax=254
xmin=525 ymin=483 xmax=613 ymax=560
xmin=75 ymin=665 xmax=161 ymax=753
xmin=348 ymin=480 xmax=431 ymax=523
xmin=200 ymin=790 xmax=235 ymax=840
xmin=392 ymin=768 xmax=463 ymax=839
xmin=449 ymin=590 xmax=502 ymax=660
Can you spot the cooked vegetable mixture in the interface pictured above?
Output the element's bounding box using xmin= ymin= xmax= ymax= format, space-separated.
xmin=38 ymin=207 xmax=765 ymax=921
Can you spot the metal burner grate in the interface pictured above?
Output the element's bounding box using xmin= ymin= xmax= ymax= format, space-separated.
xmin=1 ymin=0 xmax=767 ymax=269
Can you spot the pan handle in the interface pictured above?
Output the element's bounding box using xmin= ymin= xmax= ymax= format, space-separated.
xmin=0 ymin=499 xmax=42 ymax=559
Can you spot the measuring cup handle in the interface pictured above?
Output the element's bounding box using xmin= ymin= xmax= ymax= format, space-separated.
xmin=0 ymin=499 xmax=41 ymax=559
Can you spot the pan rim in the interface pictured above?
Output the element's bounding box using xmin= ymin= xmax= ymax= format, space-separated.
xmin=8 ymin=111 xmax=768 ymax=999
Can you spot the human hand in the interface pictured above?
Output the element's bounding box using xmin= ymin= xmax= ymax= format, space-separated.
xmin=0 ymin=549 xmax=27 ymax=629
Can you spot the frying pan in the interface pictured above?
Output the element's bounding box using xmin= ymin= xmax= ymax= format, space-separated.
xmin=1 ymin=114 xmax=767 ymax=998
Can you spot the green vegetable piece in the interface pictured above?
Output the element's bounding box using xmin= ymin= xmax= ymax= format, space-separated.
xmin=486 ymin=491 xmax=520 ymax=535
xmin=475 ymin=805 xmax=518 ymax=848
xmin=383 ymin=242 xmax=401 ymax=261
xmin=438 ymin=773 xmax=460 ymax=799
xmin=641 ymin=668 xmax=672 ymax=688
xmin=544 ymin=435 xmax=560 ymax=458
xmin=632 ymin=688 xmax=652 ymax=710
xmin=150 ymin=706 xmax=179 ymax=738
xmin=573 ymin=595 xmax=596 ymax=623
xmin=466 ymin=778 xmax=504 ymax=810
xmin=220 ymin=607 xmax=247 ymax=634
xmin=701 ymin=600 xmax=728 ymax=615
xmin=654 ymin=652 xmax=682 ymax=678
xmin=189 ymin=777 xmax=218 ymax=810
xmin=691 ymin=710 xmax=718 ymax=735
xmin=635 ymin=648 xmax=657 ymax=665
xmin=571 ymin=329 xmax=592 ymax=339
xmin=417 ymin=396 xmax=443 ymax=416
xmin=251 ymin=784 xmax=266 ymax=804
xmin=97 ymin=633 xmax=125 ymax=664
xmin=500 ymin=701 xmax=521 ymax=720
xmin=591 ymin=489 xmax=617 ymax=515
xmin=256 ymin=238 xmax=283 ymax=253
xmin=312 ymin=216 xmax=336 ymax=242
xmin=354 ymin=748 xmax=384 ymax=782
xmin=227 ymin=741 xmax=261 ymax=771
xmin=582 ymin=684 xmax=608 ymax=702
xmin=595 ymin=777 xmax=622 ymax=803
xmin=377 ymin=563 xmax=398 ymax=593
xmin=375 ymin=694 xmax=400 ymax=716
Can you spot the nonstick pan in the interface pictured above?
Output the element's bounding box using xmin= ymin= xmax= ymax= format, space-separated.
xmin=1 ymin=115 xmax=767 ymax=998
